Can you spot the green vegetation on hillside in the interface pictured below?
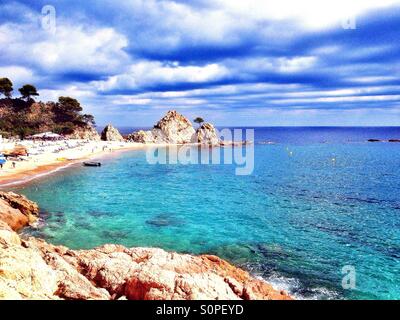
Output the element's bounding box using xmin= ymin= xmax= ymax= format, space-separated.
xmin=0 ymin=78 xmax=96 ymax=139
xmin=0 ymin=78 xmax=13 ymax=98
xmin=18 ymin=84 xmax=39 ymax=101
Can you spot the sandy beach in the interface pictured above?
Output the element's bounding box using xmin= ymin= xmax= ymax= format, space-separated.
xmin=0 ymin=139 xmax=147 ymax=186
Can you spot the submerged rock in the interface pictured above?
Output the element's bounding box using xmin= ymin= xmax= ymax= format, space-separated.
xmin=101 ymin=230 xmax=129 ymax=241
xmin=101 ymin=124 xmax=124 ymax=142
xmin=87 ymin=210 xmax=113 ymax=217
xmin=0 ymin=193 xmax=291 ymax=300
xmin=146 ymin=213 xmax=183 ymax=227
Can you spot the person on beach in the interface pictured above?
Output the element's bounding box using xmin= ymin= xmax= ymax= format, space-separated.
xmin=12 ymin=162 xmax=16 ymax=168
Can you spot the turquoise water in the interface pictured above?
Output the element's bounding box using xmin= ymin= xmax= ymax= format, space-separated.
xmin=6 ymin=128 xmax=400 ymax=300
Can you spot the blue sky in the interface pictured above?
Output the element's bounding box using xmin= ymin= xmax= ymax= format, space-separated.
xmin=1 ymin=0 xmax=400 ymax=126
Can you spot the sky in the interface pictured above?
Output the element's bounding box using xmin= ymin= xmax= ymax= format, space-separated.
xmin=1 ymin=0 xmax=400 ymax=127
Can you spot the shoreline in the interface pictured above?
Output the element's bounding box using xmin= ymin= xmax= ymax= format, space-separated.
xmin=0 ymin=140 xmax=219 ymax=187
xmin=0 ymin=141 xmax=150 ymax=187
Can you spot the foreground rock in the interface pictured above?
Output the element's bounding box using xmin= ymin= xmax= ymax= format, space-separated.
xmin=101 ymin=124 xmax=124 ymax=142
xmin=0 ymin=192 xmax=290 ymax=300
xmin=0 ymin=192 xmax=39 ymax=231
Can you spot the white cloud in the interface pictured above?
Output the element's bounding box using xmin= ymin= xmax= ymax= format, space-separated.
xmin=0 ymin=66 xmax=34 ymax=84
xmin=39 ymin=86 xmax=95 ymax=102
xmin=222 ymin=56 xmax=317 ymax=78
xmin=212 ymin=0 xmax=399 ymax=29
xmin=33 ymin=25 xmax=129 ymax=74
xmin=95 ymin=61 xmax=229 ymax=92
xmin=272 ymin=94 xmax=400 ymax=105
xmin=112 ymin=97 xmax=153 ymax=105
xmin=277 ymin=57 xmax=316 ymax=72
xmin=350 ymin=76 xmax=398 ymax=83
xmin=0 ymin=21 xmax=129 ymax=77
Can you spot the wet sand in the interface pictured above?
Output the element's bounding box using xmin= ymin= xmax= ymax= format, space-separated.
xmin=0 ymin=142 xmax=147 ymax=187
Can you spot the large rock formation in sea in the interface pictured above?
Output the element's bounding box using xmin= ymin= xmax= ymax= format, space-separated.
xmin=101 ymin=124 xmax=124 ymax=142
xmin=0 ymin=192 xmax=290 ymax=300
xmin=195 ymin=122 xmax=220 ymax=145
xmin=127 ymin=110 xmax=196 ymax=144
xmin=126 ymin=110 xmax=250 ymax=146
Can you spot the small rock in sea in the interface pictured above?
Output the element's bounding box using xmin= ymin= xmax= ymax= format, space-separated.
xmin=46 ymin=223 xmax=62 ymax=231
xmin=28 ymin=230 xmax=53 ymax=240
xmin=209 ymin=243 xmax=256 ymax=264
xmin=51 ymin=215 xmax=67 ymax=224
xmin=367 ymin=139 xmax=382 ymax=142
xmin=74 ymin=221 xmax=93 ymax=230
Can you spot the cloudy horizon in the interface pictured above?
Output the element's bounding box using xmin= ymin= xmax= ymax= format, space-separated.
xmin=1 ymin=0 xmax=400 ymax=127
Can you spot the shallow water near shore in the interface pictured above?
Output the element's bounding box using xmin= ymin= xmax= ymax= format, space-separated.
xmin=8 ymin=127 xmax=400 ymax=300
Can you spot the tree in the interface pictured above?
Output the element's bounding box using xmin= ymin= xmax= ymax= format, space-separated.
xmin=18 ymin=84 xmax=39 ymax=101
xmin=0 ymin=78 xmax=13 ymax=98
xmin=82 ymin=114 xmax=96 ymax=126
xmin=57 ymin=96 xmax=83 ymax=112
xmin=55 ymin=96 xmax=84 ymax=123
xmin=194 ymin=117 xmax=205 ymax=127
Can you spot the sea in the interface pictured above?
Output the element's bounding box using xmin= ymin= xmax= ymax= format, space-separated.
xmin=7 ymin=127 xmax=400 ymax=300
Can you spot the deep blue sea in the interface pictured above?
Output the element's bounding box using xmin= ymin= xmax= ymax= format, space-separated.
xmin=6 ymin=127 xmax=400 ymax=300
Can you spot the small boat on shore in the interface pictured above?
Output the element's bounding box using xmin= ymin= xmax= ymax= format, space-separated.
xmin=83 ymin=161 xmax=101 ymax=167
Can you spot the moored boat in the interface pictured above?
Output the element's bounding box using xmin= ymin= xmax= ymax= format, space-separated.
xmin=83 ymin=161 xmax=101 ymax=167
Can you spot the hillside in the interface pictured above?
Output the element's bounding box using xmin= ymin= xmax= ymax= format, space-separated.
xmin=0 ymin=98 xmax=98 ymax=140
